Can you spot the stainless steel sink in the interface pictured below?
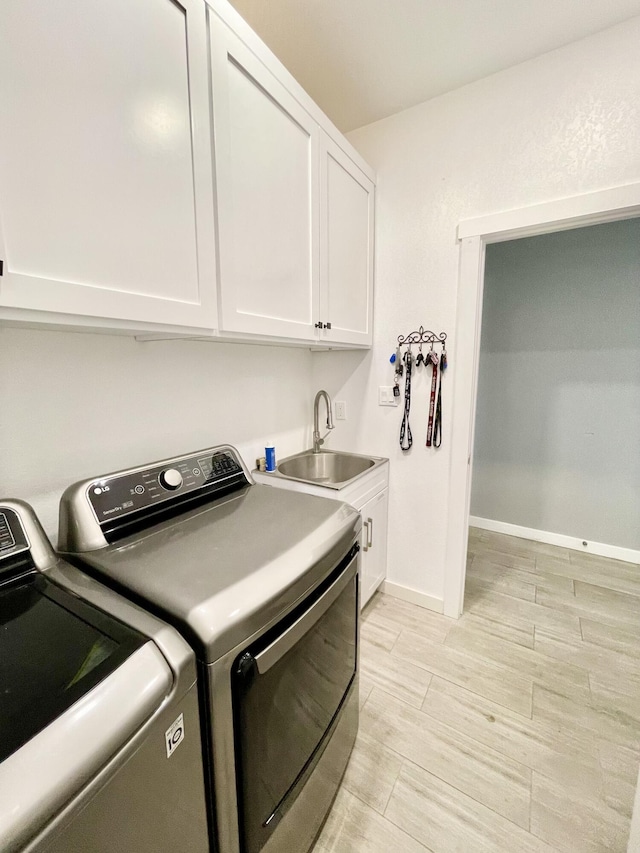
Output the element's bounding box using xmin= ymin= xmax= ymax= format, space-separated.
xmin=264 ymin=450 xmax=384 ymax=490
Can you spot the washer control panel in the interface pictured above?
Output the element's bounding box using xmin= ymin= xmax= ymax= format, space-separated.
xmin=88 ymin=448 xmax=247 ymax=526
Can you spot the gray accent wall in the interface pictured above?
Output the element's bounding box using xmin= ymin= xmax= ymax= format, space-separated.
xmin=471 ymin=218 xmax=640 ymax=551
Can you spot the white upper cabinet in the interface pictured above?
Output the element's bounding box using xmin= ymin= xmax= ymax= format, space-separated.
xmin=209 ymin=14 xmax=319 ymax=341
xmin=207 ymin=1 xmax=375 ymax=348
xmin=0 ymin=0 xmax=217 ymax=331
xmin=319 ymin=132 xmax=375 ymax=347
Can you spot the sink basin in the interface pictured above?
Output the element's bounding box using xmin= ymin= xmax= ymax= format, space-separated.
xmin=274 ymin=450 xmax=379 ymax=489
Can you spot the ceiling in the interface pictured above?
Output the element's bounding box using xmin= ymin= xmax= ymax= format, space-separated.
xmin=228 ymin=0 xmax=640 ymax=132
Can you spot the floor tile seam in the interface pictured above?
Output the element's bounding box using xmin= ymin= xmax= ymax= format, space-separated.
xmin=447 ymin=616 xmax=588 ymax=671
xmin=465 ymin=580 xmax=537 ymax=605
xmin=527 ymin=594 xmax=640 ymax=633
xmin=444 ymin=628 xmax=592 ymax=693
xmin=386 ymin=753 xmax=534 ymax=841
xmin=417 ymin=699 xmax=550 ymax=773
xmin=340 ymin=762 xmax=403 ymax=819
xmin=419 ymin=683 xmax=606 ymax=770
xmin=399 ymin=697 xmax=536 ymax=786
xmin=531 ymin=683 xmax=640 ymax=751
xmin=422 ymin=674 xmax=536 ymax=725
xmin=360 ymin=662 xmax=433 ymax=708
xmin=529 ymin=640 xmax=640 ymax=682
xmin=569 ymin=553 xmax=640 ymax=570
xmin=395 ymin=621 xmax=540 ymax=672
xmin=365 ymin=615 xmax=452 ymax=647
xmin=358 ymin=664 xmax=433 ymax=708
xmin=573 ymin=582 xmax=640 ymax=603
xmin=529 ymin=767 xmax=631 ymax=831
xmin=574 ymin=578 xmax=640 ymax=603
xmin=338 ymin=785 xmax=435 ymax=852
xmin=363 ymin=691 xmax=536 ymax=785
xmin=377 ymin=758 xmax=404 ymax=818
xmin=386 ymin=643 xmax=535 ymax=717
xmin=380 ymin=626 xmax=453 ymax=654
xmin=564 ymin=568 xmax=640 ymax=592
xmin=364 ymin=683 xmax=435 ymax=717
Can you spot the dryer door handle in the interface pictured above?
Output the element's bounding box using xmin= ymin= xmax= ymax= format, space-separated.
xmin=254 ymin=553 xmax=357 ymax=674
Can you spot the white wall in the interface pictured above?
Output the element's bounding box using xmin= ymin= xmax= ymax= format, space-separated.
xmin=471 ymin=220 xmax=640 ymax=551
xmin=313 ymin=15 xmax=640 ymax=606
xmin=0 ymin=327 xmax=314 ymax=542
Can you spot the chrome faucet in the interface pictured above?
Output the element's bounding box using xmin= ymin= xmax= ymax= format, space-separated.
xmin=313 ymin=390 xmax=335 ymax=453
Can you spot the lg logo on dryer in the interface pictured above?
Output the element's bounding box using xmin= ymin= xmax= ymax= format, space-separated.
xmin=165 ymin=713 xmax=185 ymax=758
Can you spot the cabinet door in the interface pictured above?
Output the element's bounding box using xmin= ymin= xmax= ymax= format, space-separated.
xmin=319 ymin=133 xmax=374 ymax=347
xmin=360 ymin=489 xmax=388 ymax=608
xmin=209 ymin=14 xmax=319 ymax=341
xmin=0 ymin=0 xmax=217 ymax=330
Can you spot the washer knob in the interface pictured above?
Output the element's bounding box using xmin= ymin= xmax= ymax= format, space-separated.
xmin=158 ymin=468 xmax=183 ymax=491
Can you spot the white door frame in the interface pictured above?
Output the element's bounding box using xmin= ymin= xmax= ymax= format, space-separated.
xmin=443 ymin=181 xmax=640 ymax=619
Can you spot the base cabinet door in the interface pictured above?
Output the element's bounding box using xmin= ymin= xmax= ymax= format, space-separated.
xmin=209 ymin=13 xmax=319 ymax=341
xmin=0 ymin=0 xmax=217 ymax=330
xmin=360 ymin=489 xmax=388 ymax=607
xmin=318 ymin=132 xmax=374 ymax=347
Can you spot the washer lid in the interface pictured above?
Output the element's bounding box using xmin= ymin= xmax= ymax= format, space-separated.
xmin=0 ymin=570 xmax=172 ymax=853
xmin=0 ymin=571 xmax=152 ymax=762
xmin=73 ymin=484 xmax=360 ymax=662
xmin=0 ymin=641 xmax=171 ymax=853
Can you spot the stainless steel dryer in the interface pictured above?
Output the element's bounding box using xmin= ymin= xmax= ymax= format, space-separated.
xmin=0 ymin=500 xmax=209 ymax=853
xmin=58 ymin=444 xmax=361 ymax=853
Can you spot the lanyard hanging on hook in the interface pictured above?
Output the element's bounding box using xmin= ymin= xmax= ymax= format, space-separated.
xmin=399 ymin=347 xmax=413 ymax=451
xmin=425 ymin=347 xmax=439 ymax=447
xmin=432 ymin=348 xmax=447 ymax=448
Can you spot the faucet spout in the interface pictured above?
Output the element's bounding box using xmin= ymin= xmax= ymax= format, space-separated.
xmin=313 ymin=390 xmax=334 ymax=453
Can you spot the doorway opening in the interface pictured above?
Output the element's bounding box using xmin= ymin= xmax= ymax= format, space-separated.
xmin=444 ymin=182 xmax=640 ymax=619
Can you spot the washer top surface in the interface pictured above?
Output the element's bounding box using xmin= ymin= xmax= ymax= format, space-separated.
xmin=66 ymin=479 xmax=359 ymax=662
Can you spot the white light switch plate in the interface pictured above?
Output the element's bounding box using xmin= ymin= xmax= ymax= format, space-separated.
xmin=379 ymin=386 xmax=398 ymax=406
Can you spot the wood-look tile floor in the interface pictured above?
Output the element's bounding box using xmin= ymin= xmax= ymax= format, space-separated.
xmin=313 ymin=528 xmax=640 ymax=853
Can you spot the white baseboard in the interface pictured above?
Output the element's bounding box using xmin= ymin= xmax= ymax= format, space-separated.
xmin=469 ymin=516 xmax=640 ymax=565
xmin=381 ymin=581 xmax=444 ymax=614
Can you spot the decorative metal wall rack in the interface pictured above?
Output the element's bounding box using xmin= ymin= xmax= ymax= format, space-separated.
xmin=397 ymin=326 xmax=447 ymax=348
xmin=392 ymin=326 xmax=449 ymax=453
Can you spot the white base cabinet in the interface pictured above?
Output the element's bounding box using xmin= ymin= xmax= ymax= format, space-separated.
xmin=253 ymin=459 xmax=389 ymax=609
xmin=359 ymin=488 xmax=389 ymax=607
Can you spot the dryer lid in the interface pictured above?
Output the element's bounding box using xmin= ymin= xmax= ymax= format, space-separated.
xmin=71 ymin=483 xmax=360 ymax=662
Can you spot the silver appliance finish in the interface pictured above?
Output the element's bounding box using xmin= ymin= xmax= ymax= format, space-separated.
xmin=0 ymin=500 xmax=209 ymax=853
xmin=58 ymin=444 xmax=361 ymax=853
